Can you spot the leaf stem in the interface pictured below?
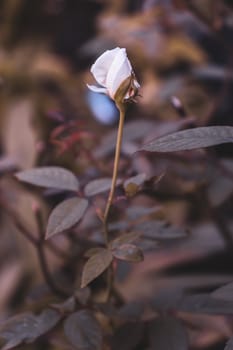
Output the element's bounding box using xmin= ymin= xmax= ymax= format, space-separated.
xmin=103 ymin=104 xmax=126 ymax=243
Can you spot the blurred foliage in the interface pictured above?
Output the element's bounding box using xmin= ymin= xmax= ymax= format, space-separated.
xmin=0 ymin=0 xmax=233 ymax=349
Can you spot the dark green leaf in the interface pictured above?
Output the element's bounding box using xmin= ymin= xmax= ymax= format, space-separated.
xmin=126 ymin=205 xmax=162 ymax=220
xmin=124 ymin=173 xmax=147 ymax=197
xmin=224 ymin=337 xmax=233 ymax=350
xmin=111 ymin=322 xmax=144 ymax=350
xmin=94 ymin=120 xmax=155 ymax=158
xmin=211 ymin=281 xmax=233 ymax=301
xmin=124 ymin=173 xmax=147 ymax=188
xmin=81 ymin=249 xmax=113 ymax=288
xmin=138 ymin=126 xmax=233 ymax=153
xmin=0 ymin=309 xmax=60 ymax=350
xmin=148 ymin=317 xmax=188 ymax=350
xmin=84 ymin=177 xmax=121 ymax=197
xmin=177 ymin=293 xmax=233 ymax=314
xmin=110 ymin=232 xmax=141 ymax=250
xmin=64 ymin=310 xmax=102 ymax=350
xmin=84 ymin=247 xmax=107 ymax=258
xmin=136 ymin=220 xmax=187 ymax=240
xmin=16 ymin=166 xmax=79 ymax=191
xmin=51 ymin=297 xmax=76 ymax=314
xmin=46 ymin=197 xmax=88 ymax=239
xmin=117 ymin=301 xmax=145 ymax=321
xmin=112 ymin=244 xmax=144 ymax=262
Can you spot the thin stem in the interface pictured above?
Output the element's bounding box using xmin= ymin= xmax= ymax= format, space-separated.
xmin=102 ymin=104 xmax=126 ymax=303
xmin=36 ymin=243 xmax=69 ymax=298
xmin=103 ymin=105 xmax=126 ymax=243
xmin=105 ymin=263 xmax=114 ymax=302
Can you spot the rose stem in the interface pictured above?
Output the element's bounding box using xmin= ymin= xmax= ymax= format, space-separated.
xmin=103 ymin=104 xmax=126 ymax=243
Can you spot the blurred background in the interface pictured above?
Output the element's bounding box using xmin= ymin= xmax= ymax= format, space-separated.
xmin=0 ymin=1 xmax=233 ymax=349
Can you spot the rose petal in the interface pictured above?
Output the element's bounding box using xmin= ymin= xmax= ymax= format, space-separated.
xmin=87 ymin=84 xmax=108 ymax=94
xmin=106 ymin=48 xmax=132 ymax=98
xmin=90 ymin=47 xmax=121 ymax=86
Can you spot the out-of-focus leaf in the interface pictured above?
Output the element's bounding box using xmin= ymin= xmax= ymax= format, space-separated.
xmin=84 ymin=177 xmax=121 ymax=197
xmin=81 ymin=249 xmax=113 ymax=288
xmin=148 ymin=317 xmax=188 ymax=350
xmin=51 ymin=297 xmax=76 ymax=315
xmin=124 ymin=173 xmax=147 ymax=197
xmin=64 ymin=310 xmax=102 ymax=350
xmin=0 ymin=309 xmax=61 ymax=350
xmin=0 ymin=157 xmax=17 ymax=174
xmin=112 ymin=244 xmax=144 ymax=262
xmin=126 ymin=205 xmax=162 ymax=220
xmin=225 ymin=337 xmax=233 ymax=350
xmin=151 ymin=289 xmax=184 ymax=312
xmin=177 ymin=294 xmax=233 ymax=314
xmin=94 ymin=120 xmax=155 ymax=158
xmin=117 ymin=301 xmax=145 ymax=321
xmin=138 ymin=126 xmax=233 ymax=153
xmin=110 ymin=232 xmax=141 ymax=249
xmin=111 ymin=322 xmax=144 ymax=350
xmin=16 ymin=166 xmax=79 ymax=191
xmin=207 ymin=159 xmax=233 ymax=206
xmin=136 ymin=220 xmax=187 ymax=240
xmin=84 ymin=247 xmax=107 ymax=258
xmin=124 ymin=173 xmax=147 ymax=188
xmin=212 ymin=281 xmax=233 ymax=302
xmin=46 ymin=197 xmax=88 ymax=239
xmin=75 ymin=287 xmax=91 ymax=305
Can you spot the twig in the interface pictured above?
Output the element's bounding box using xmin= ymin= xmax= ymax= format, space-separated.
xmin=35 ymin=208 xmax=70 ymax=298
xmin=103 ymin=104 xmax=126 ymax=243
xmin=36 ymin=242 xmax=69 ymax=298
xmin=102 ymin=103 xmax=126 ymax=302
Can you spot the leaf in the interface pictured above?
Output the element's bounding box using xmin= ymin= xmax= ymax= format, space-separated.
xmin=84 ymin=177 xmax=121 ymax=197
xmin=112 ymin=244 xmax=144 ymax=262
xmin=110 ymin=322 xmax=144 ymax=350
xmin=117 ymin=302 xmax=145 ymax=321
xmin=16 ymin=166 xmax=79 ymax=191
xmin=211 ymin=281 xmax=233 ymax=301
xmin=225 ymin=337 xmax=233 ymax=350
xmin=138 ymin=126 xmax=233 ymax=153
xmin=64 ymin=310 xmax=102 ymax=350
xmin=124 ymin=173 xmax=147 ymax=197
xmin=110 ymin=232 xmax=141 ymax=249
xmin=148 ymin=317 xmax=188 ymax=350
xmin=51 ymin=297 xmax=76 ymax=314
xmin=207 ymin=159 xmax=233 ymax=206
xmin=124 ymin=173 xmax=147 ymax=188
xmin=0 ymin=309 xmax=61 ymax=350
xmin=177 ymin=293 xmax=233 ymax=315
xmin=94 ymin=120 xmax=155 ymax=158
xmin=126 ymin=205 xmax=162 ymax=219
xmin=84 ymin=247 xmax=107 ymax=258
xmin=81 ymin=249 xmax=113 ymax=288
xmin=136 ymin=220 xmax=187 ymax=240
xmin=46 ymin=197 xmax=88 ymax=239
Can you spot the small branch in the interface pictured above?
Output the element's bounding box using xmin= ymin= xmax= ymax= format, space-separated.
xmin=3 ymin=206 xmax=38 ymax=245
xmin=36 ymin=242 xmax=69 ymax=298
xmin=105 ymin=263 xmax=114 ymax=302
xmin=35 ymin=208 xmax=70 ymax=298
xmin=211 ymin=206 xmax=233 ymax=252
xmin=103 ymin=104 xmax=126 ymax=243
xmin=102 ymin=103 xmax=126 ymax=303
xmin=3 ymin=204 xmax=69 ymax=298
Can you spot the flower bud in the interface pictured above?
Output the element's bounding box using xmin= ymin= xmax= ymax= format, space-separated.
xmin=87 ymin=47 xmax=140 ymax=104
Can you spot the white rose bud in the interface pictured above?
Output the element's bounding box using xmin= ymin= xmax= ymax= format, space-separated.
xmin=87 ymin=47 xmax=140 ymax=104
